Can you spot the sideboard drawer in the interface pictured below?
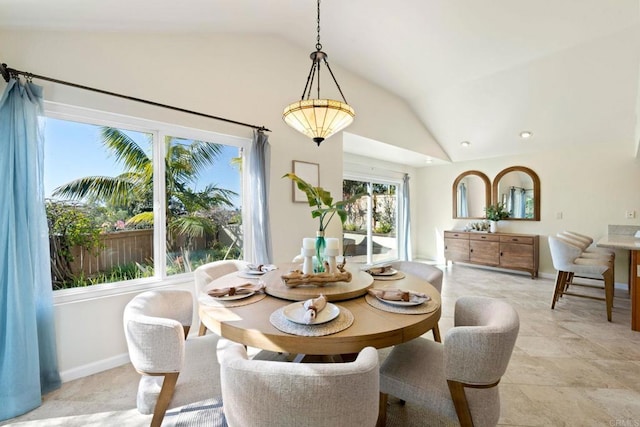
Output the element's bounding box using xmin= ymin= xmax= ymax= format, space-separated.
xmin=469 ymin=233 xmax=500 ymax=242
xmin=444 ymin=231 xmax=469 ymax=239
xmin=500 ymin=235 xmax=534 ymax=245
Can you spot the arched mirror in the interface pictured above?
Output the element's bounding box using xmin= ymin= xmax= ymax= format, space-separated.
xmin=492 ymin=166 xmax=540 ymax=221
xmin=452 ymin=170 xmax=491 ymax=219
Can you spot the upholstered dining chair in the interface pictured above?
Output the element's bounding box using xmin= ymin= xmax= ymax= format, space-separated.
xmin=390 ymin=261 xmax=444 ymax=342
xmin=194 ymin=259 xmax=248 ymax=335
xmin=123 ymin=290 xmax=220 ymax=427
xmin=218 ymin=340 xmax=380 ymax=427
xmin=378 ymin=296 xmax=520 ymax=427
xmin=548 ymin=235 xmax=614 ymax=321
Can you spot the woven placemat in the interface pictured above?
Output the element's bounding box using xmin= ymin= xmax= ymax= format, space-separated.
xmin=269 ymin=305 xmax=354 ymax=336
xmin=198 ymin=292 xmax=267 ymax=308
xmin=371 ymin=271 xmax=406 ymax=281
xmin=365 ymin=294 xmax=439 ymax=314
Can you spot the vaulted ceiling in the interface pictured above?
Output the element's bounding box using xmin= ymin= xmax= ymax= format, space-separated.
xmin=2 ymin=0 xmax=639 ymax=164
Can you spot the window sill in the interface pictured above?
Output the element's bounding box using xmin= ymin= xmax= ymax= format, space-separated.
xmin=52 ymin=274 xmax=195 ymax=305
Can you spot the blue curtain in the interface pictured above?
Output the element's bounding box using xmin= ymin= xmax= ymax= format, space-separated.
xmin=459 ymin=182 xmax=468 ymax=217
xmin=401 ymin=174 xmax=412 ymax=261
xmin=0 ymin=78 xmax=61 ymax=421
xmin=247 ymin=130 xmax=272 ymax=264
xmin=519 ymin=188 xmax=526 ymax=218
xmin=508 ymin=187 xmax=515 ymax=217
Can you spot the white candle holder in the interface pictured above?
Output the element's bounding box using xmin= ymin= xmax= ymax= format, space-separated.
xmin=324 ymin=247 xmax=339 ymax=274
xmin=301 ymin=247 xmax=315 ymax=274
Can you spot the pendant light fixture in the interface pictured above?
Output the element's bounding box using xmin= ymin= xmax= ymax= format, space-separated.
xmin=282 ymin=0 xmax=355 ymax=146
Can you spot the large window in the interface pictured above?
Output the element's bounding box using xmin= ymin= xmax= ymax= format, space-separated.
xmin=44 ymin=108 xmax=246 ymax=292
xmin=343 ymin=178 xmax=399 ymax=264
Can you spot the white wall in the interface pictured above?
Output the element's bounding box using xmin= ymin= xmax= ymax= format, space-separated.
xmin=0 ymin=29 xmax=437 ymax=379
xmin=415 ymin=142 xmax=640 ymax=282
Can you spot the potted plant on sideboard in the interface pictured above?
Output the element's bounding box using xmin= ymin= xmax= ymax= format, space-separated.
xmin=484 ymin=202 xmax=510 ymax=233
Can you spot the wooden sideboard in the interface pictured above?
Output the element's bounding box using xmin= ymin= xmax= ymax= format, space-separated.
xmin=444 ymin=231 xmax=539 ymax=278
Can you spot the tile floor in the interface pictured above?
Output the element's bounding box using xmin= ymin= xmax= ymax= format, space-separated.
xmin=2 ymin=263 xmax=640 ymax=426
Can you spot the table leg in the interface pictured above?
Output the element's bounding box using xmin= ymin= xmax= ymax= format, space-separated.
xmin=631 ymin=250 xmax=639 ymax=332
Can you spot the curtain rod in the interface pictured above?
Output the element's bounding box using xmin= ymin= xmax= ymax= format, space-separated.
xmin=0 ymin=62 xmax=270 ymax=132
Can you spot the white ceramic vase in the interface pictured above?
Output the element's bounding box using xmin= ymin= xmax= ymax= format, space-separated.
xmin=489 ymin=221 xmax=497 ymax=233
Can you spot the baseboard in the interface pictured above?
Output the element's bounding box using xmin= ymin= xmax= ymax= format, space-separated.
xmin=60 ymin=353 xmax=130 ymax=383
xmin=447 ymin=264 xmax=629 ymax=290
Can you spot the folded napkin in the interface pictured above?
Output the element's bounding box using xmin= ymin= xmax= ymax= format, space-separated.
xmin=247 ymin=264 xmax=277 ymax=272
xmin=367 ymin=288 xmax=429 ymax=302
xmin=365 ymin=265 xmax=393 ymax=275
xmin=302 ymin=294 xmax=327 ymax=324
xmin=207 ymin=282 xmax=265 ymax=298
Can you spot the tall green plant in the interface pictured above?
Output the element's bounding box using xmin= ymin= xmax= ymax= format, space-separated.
xmin=283 ymin=173 xmax=366 ymax=232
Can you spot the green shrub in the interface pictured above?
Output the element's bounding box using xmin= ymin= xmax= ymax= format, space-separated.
xmin=374 ymin=222 xmax=394 ymax=234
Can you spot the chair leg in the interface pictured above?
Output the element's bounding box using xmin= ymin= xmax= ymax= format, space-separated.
xmin=551 ymin=271 xmax=567 ymax=308
xmin=150 ymin=372 xmax=179 ymax=427
xmin=376 ymin=393 xmax=388 ymax=427
xmin=603 ymin=268 xmax=614 ymax=322
xmin=198 ymin=321 xmax=208 ymax=336
xmin=447 ymin=380 xmax=474 ymax=427
xmin=432 ymin=323 xmax=442 ymax=343
xmin=564 ymin=272 xmax=574 ymax=294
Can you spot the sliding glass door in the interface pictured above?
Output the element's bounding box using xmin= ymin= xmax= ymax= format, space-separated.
xmin=343 ymin=178 xmax=399 ymax=264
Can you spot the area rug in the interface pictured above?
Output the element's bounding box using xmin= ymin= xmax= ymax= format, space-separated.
xmin=162 ymin=396 xmax=454 ymax=427
xmin=163 ymin=397 xmax=227 ymax=427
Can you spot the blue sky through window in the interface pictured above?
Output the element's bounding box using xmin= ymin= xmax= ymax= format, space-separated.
xmin=43 ymin=117 xmax=242 ymax=207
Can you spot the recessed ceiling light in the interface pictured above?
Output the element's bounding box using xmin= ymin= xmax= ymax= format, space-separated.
xmin=519 ymin=131 xmax=533 ymax=139
xmin=460 ymin=141 xmax=471 ymax=147
xmin=425 ymin=158 xmax=433 ymax=163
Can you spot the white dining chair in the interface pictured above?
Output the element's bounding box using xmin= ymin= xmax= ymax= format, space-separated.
xmin=378 ymin=296 xmax=519 ymax=427
xmin=123 ymin=290 xmax=220 ymax=427
xmin=194 ymin=259 xmax=248 ymax=335
xmin=218 ymin=339 xmax=380 ymax=427
xmin=390 ymin=261 xmax=444 ymax=342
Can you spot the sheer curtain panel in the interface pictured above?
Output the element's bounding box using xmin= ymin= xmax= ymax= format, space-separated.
xmin=401 ymin=174 xmax=412 ymax=261
xmin=459 ymin=182 xmax=468 ymax=217
xmin=247 ymin=130 xmax=272 ymax=264
xmin=0 ymin=79 xmax=61 ymax=421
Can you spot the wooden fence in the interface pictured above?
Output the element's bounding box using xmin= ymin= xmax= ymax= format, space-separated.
xmin=67 ymin=229 xmax=154 ymax=276
xmin=63 ymin=225 xmax=240 ymax=276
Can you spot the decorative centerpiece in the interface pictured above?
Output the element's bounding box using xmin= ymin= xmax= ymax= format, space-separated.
xmin=283 ymin=173 xmax=363 ymax=272
xmin=465 ymin=220 xmax=490 ymax=232
xmin=484 ymin=202 xmax=510 ymax=233
xmin=281 ymin=258 xmax=352 ymax=288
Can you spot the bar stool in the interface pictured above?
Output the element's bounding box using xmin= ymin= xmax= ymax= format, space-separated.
xmin=556 ymin=232 xmax=615 ymax=296
xmin=561 ymin=231 xmax=615 ymax=259
xmin=548 ymin=236 xmax=614 ymax=321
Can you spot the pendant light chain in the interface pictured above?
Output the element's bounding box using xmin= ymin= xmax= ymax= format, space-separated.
xmin=316 ymin=0 xmax=322 ymax=99
xmin=316 ymin=0 xmax=322 ymax=51
xmin=281 ymin=0 xmax=355 ymax=146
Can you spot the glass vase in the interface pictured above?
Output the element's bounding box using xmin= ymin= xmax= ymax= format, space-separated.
xmin=314 ymin=231 xmax=326 ymax=273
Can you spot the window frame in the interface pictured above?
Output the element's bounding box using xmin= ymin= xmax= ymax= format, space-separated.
xmin=44 ymin=102 xmax=251 ymax=304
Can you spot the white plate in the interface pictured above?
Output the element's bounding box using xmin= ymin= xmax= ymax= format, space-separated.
xmin=210 ymin=291 xmax=255 ymax=301
xmin=368 ymin=267 xmax=398 ymax=276
xmin=243 ymin=269 xmax=266 ymax=275
xmin=282 ymin=302 xmax=340 ymax=325
xmin=375 ymin=294 xmax=429 ymax=306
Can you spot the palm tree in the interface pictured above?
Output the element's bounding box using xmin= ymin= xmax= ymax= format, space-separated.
xmin=53 ymin=127 xmax=237 ymax=257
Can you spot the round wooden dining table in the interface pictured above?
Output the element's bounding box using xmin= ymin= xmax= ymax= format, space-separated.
xmin=198 ymin=262 xmax=441 ymax=357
